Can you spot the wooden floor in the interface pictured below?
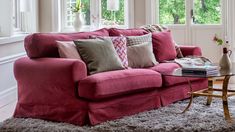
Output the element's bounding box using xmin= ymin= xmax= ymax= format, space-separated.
xmin=0 ymin=81 xmax=230 ymax=123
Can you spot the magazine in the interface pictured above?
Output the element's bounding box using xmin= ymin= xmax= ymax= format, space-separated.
xmin=174 ymin=56 xmax=220 ymax=75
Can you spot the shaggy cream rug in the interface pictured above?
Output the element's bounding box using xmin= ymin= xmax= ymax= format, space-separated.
xmin=1 ymin=96 xmax=235 ymax=132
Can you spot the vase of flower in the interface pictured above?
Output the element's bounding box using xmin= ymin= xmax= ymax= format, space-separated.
xmin=219 ymin=47 xmax=232 ymax=72
xmin=213 ymin=34 xmax=232 ymax=72
xmin=73 ymin=12 xmax=83 ymax=31
xmin=72 ymin=0 xmax=83 ymax=31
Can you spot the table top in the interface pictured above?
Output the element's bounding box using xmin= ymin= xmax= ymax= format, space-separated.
xmin=163 ymin=63 xmax=235 ymax=78
xmin=164 ymin=68 xmax=235 ymax=78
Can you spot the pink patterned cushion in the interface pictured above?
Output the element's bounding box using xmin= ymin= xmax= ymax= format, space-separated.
xmin=110 ymin=37 xmax=128 ymax=68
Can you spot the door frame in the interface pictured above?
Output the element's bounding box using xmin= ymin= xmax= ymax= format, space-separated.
xmin=146 ymin=0 xmax=227 ymax=45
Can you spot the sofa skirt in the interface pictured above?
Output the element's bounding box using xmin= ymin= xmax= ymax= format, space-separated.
xmin=87 ymin=79 xmax=208 ymax=125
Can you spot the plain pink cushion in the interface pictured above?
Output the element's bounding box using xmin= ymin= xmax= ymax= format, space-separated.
xmin=150 ymin=63 xmax=204 ymax=86
xmin=78 ymin=69 xmax=162 ymax=100
xmin=152 ymin=31 xmax=177 ymax=62
xmin=109 ymin=28 xmax=148 ymax=36
xmin=25 ymin=28 xmax=109 ymax=58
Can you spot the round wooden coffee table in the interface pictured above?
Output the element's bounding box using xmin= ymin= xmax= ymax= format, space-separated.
xmin=164 ymin=68 xmax=235 ymax=122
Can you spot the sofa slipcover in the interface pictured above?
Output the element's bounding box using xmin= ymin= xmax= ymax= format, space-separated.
xmin=78 ymin=69 xmax=162 ymax=100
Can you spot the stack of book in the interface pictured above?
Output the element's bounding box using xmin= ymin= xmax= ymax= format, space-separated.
xmin=182 ymin=65 xmax=219 ymax=75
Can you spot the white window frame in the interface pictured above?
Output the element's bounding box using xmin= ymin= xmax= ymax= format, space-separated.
xmin=146 ymin=0 xmax=224 ymax=27
xmin=60 ymin=0 xmax=134 ymax=32
xmin=13 ymin=0 xmax=22 ymax=32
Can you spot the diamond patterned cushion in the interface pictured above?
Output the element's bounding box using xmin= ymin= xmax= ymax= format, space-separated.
xmin=110 ymin=36 xmax=128 ymax=68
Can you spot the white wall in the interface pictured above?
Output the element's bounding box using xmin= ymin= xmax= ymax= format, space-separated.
xmin=0 ymin=37 xmax=26 ymax=108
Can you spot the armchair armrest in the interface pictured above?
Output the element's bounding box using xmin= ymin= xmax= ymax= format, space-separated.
xmin=179 ymin=45 xmax=202 ymax=57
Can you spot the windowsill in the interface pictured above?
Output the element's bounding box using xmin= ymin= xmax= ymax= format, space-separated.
xmin=61 ymin=25 xmax=128 ymax=33
xmin=0 ymin=33 xmax=29 ymax=45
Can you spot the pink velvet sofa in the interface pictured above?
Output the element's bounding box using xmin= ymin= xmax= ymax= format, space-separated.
xmin=13 ymin=28 xmax=208 ymax=125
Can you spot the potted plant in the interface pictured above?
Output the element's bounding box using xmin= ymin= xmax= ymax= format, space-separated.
xmin=72 ymin=0 xmax=83 ymax=31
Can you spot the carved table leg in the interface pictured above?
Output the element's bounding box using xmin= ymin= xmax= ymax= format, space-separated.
xmin=222 ymin=75 xmax=232 ymax=122
xmin=206 ymin=78 xmax=213 ymax=105
xmin=181 ymin=78 xmax=193 ymax=113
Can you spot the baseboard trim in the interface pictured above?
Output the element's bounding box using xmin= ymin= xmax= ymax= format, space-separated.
xmin=0 ymin=52 xmax=26 ymax=65
xmin=0 ymin=86 xmax=17 ymax=108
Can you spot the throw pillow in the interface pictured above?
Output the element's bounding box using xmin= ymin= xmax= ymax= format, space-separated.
xmin=56 ymin=41 xmax=81 ymax=59
xmin=152 ymin=31 xmax=177 ymax=62
xmin=141 ymin=24 xmax=184 ymax=58
xmin=126 ymin=33 xmax=152 ymax=46
xmin=74 ymin=38 xmax=125 ymax=75
xmin=127 ymin=42 xmax=158 ymax=68
xmin=89 ymin=36 xmax=129 ymax=68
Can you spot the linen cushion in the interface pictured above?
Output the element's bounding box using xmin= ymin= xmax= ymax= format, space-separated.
xmin=74 ymin=38 xmax=124 ymax=75
xmin=109 ymin=28 xmax=148 ymax=36
xmin=126 ymin=34 xmax=158 ymax=68
xmin=128 ymin=42 xmax=158 ymax=68
xmin=152 ymin=31 xmax=177 ymax=62
xmin=89 ymin=36 xmax=129 ymax=68
xmin=78 ymin=69 xmax=162 ymax=99
xmin=24 ymin=28 xmax=109 ymax=58
xmin=56 ymin=41 xmax=81 ymax=59
xmin=150 ymin=63 xmax=204 ymax=86
xmin=126 ymin=33 xmax=152 ymax=46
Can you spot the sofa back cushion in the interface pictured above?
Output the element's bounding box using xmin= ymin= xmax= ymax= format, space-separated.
xmin=109 ymin=28 xmax=148 ymax=36
xmin=56 ymin=41 xmax=82 ymax=59
xmin=24 ymin=28 xmax=109 ymax=58
xmin=152 ymin=31 xmax=177 ymax=62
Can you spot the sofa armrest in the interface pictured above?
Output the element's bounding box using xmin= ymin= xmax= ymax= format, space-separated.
xmin=14 ymin=57 xmax=87 ymax=104
xmin=179 ymin=45 xmax=202 ymax=57
xmin=14 ymin=57 xmax=88 ymax=125
xmin=14 ymin=57 xmax=87 ymax=82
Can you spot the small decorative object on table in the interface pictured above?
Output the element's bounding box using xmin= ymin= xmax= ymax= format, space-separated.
xmin=175 ymin=56 xmax=219 ymax=75
xmin=72 ymin=0 xmax=83 ymax=31
xmin=213 ymin=34 xmax=232 ymax=72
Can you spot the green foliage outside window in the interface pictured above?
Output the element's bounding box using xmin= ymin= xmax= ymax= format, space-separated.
xmin=81 ymin=0 xmax=90 ymax=25
xmin=158 ymin=0 xmax=221 ymax=25
xmin=193 ymin=0 xmax=221 ymax=24
xmin=159 ymin=0 xmax=186 ymax=24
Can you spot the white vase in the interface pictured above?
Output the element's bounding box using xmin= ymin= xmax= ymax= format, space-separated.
xmin=73 ymin=12 xmax=83 ymax=32
xmin=219 ymin=47 xmax=232 ymax=73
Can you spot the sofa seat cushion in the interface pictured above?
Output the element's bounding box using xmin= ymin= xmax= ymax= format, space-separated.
xmin=150 ymin=63 xmax=204 ymax=87
xmin=78 ymin=69 xmax=162 ymax=100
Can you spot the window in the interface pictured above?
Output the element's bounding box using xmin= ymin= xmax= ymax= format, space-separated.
xmin=101 ymin=0 xmax=127 ymax=26
xmin=13 ymin=0 xmax=21 ymax=31
xmin=155 ymin=0 xmax=222 ymax=25
xmin=158 ymin=0 xmax=186 ymax=24
xmin=193 ymin=0 xmax=222 ymax=24
xmin=61 ymin=0 xmax=129 ymax=31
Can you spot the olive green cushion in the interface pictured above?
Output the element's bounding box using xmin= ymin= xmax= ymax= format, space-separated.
xmin=74 ymin=38 xmax=124 ymax=74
